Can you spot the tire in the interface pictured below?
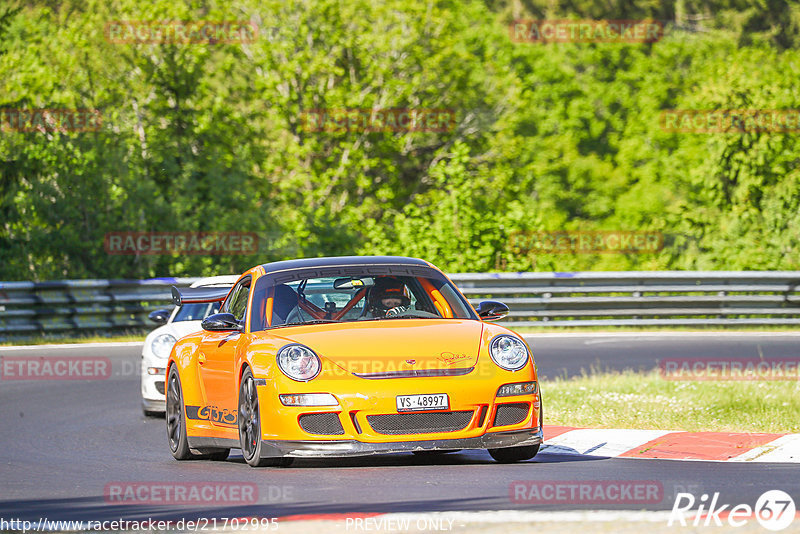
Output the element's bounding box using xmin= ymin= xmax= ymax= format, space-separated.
xmin=487 ymin=398 xmax=543 ymax=463
xmin=167 ymin=368 xmax=232 ymax=461
xmin=166 ymin=367 xmax=193 ymax=460
xmin=488 ymin=443 xmax=540 ymax=463
xmin=238 ymin=368 xmax=292 ymax=467
xmin=143 ymin=408 xmax=163 ymax=418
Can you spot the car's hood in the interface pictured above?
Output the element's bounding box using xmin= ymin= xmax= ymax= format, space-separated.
xmin=271 ymin=319 xmax=484 ymax=375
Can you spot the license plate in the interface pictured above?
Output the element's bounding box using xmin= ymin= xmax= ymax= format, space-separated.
xmin=396 ymin=394 xmax=448 ymax=412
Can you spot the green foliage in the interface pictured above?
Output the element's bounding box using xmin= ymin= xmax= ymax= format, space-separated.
xmin=0 ymin=0 xmax=798 ymax=279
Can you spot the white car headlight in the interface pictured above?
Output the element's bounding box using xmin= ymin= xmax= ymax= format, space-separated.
xmin=151 ymin=334 xmax=177 ymax=359
xmin=276 ymin=344 xmax=321 ymax=381
xmin=489 ymin=335 xmax=530 ymax=371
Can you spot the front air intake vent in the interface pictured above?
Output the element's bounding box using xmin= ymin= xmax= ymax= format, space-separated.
xmin=493 ymin=403 xmax=529 ymax=427
xmin=299 ymin=413 xmax=345 ymax=435
xmin=367 ymin=411 xmax=473 ymax=435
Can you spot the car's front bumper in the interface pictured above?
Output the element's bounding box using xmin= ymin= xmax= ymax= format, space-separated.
xmin=141 ymin=358 xmax=167 ymax=412
xmin=258 ymin=427 xmax=542 ymax=458
xmin=142 ymin=397 xmax=166 ymax=412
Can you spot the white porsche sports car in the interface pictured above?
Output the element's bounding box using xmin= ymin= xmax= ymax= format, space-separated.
xmin=140 ymin=275 xmax=238 ymax=416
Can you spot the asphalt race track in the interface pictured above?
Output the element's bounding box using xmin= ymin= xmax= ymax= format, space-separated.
xmin=529 ymin=332 xmax=800 ymax=379
xmin=0 ymin=333 xmax=799 ymax=523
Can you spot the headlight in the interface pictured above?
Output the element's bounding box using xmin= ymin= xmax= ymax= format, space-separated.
xmin=276 ymin=344 xmax=321 ymax=381
xmin=151 ymin=334 xmax=177 ymax=359
xmin=489 ymin=335 xmax=530 ymax=371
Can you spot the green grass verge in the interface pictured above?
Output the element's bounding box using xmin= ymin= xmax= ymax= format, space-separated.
xmin=542 ymin=369 xmax=800 ymax=433
xmin=0 ymin=333 xmax=146 ymax=346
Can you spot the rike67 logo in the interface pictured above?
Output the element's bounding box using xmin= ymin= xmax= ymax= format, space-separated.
xmin=669 ymin=490 xmax=796 ymax=531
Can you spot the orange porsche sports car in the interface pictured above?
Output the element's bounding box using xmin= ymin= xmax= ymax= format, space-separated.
xmin=166 ymin=256 xmax=542 ymax=466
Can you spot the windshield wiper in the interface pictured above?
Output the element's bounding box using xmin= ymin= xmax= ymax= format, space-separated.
xmin=283 ymin=319 xmax=339 ymax=326
xmin=376 ymin=313 xmax=438 ymax=320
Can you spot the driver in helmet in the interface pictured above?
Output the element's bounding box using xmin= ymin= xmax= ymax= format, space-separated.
xmin=366 ymin=277 xmax=411 ymax=317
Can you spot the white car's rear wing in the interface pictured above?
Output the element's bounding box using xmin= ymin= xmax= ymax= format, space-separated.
xmin=171 ymin=285 xmax=231 ymax=306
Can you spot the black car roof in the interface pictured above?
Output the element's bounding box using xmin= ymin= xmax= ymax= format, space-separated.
xmin=260 ymin=256 xmax=431 ymax=273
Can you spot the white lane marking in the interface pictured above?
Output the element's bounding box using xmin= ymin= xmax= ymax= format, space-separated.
xmin=542 ymin=429 xmax=673 ymax=457
xmin=730 ymin=434 xmax=800 ymax=463
xmin=523 ymin=332 xmax=800 ymax=339
xmin=0 ymin=341 xmax=143 ymax=351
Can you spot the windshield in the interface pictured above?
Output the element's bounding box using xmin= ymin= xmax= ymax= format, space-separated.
xmin=172 ymin=301 xmax=222 ymax=322
xmin=249 ymin=269 xmax=476 ymax=331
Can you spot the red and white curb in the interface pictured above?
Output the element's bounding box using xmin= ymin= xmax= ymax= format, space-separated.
xmin=542 ymin=425 xmax=800 ymax=462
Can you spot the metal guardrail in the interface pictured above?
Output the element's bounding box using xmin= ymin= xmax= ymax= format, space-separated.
xmin=451 ymin=271 xmax=800 ymax=327
xmin=1 ymin=271 xmax=799 ymax=338
xmin=0 ymin=278 xmax=198 ymax=338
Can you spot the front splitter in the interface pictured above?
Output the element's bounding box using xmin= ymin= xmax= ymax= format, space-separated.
xmin=259 ymin=428 xmax=543 ymax=458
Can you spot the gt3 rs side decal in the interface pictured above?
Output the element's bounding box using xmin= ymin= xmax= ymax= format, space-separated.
xmin=185 ymin=405 xmax=237 ymax=426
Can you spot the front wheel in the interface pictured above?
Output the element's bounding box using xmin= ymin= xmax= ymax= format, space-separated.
xmin=166 ymin=367 xmax=230 ymax=461
xmin=488 ymin=399 xmax=543 ymax=463
xmin=488 ymin=444 xmax=540 ymax=463
xmin=238 ymin=368 xmax=292 ymax=467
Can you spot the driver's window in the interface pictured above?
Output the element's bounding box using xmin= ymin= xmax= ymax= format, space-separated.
xmin=225 ymin=279 xmax=251 ymax=322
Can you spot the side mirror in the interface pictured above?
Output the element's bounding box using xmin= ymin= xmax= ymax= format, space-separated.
xmin=475 ymin=300 xmax=509 ymax=321
xmin=201 ymin=313 xmax=242 ymax=332
xmin=148 ymin=309 xmax=171 ymax=325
